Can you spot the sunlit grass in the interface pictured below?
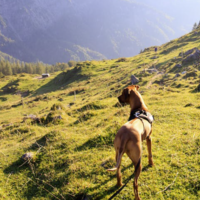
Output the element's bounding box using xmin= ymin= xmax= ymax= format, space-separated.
xmin=0 ymin=28 xmax=200 ymax=199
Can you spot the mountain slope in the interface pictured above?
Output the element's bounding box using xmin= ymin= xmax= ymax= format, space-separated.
xmin=0 ymin=27 xmax=200 ymax=199
xmin=0 ymin=49 xmax=19 ymax=62
xmin=1 ymin=0 xmax=200 ymax=63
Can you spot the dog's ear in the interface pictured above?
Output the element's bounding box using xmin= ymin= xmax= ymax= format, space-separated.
xmin=124 ymin=88 xmax=130 ymax=99
xmin=135 ymin=85 xmax=139 ymax=90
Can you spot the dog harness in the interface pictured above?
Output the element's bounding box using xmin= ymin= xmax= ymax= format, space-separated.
xmin=128 ymin=109 xmax=154 ymax=141
xmin=128 ymin=109 xmax=154 ymax=124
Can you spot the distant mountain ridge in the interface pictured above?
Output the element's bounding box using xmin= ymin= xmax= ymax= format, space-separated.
xmin=0 ymin=49 xmax=19 ymax=63
xmin=0 ymin=0 xmax=200 ymax=64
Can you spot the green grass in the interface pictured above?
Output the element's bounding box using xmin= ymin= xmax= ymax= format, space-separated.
xmin=0 ymin=28 xmax=200 ymax=200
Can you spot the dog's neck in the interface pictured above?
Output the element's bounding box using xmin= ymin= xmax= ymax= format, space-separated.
xmin=129 ymin=90 xmax=148 ymax=112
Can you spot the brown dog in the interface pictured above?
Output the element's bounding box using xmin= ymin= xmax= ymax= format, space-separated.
xmin=107 ymin=85 xmax=154 ymax=200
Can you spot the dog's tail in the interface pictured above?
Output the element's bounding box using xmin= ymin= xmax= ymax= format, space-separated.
xmin=107 ymin=149 xmax=123 ymax=171
xmin=107 ymin=139 xmax=127 ymax=171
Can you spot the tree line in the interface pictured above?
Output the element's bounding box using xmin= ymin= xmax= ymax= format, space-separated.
xmin=0 ymin=60 xmax=77 ymax=77
xmin=192 ymin=21 xmax=200 ymax=30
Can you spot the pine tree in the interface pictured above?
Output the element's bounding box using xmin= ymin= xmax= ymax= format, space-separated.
xmin=36 ymin=62 xmax=43 ymax=75
xmin=1 ymin=60 xmax=6 ymax=75
xmin=0 ymin=72 xmax=3 ymax=78
xmin=198 ymin=21 xmax=200 ymax=28
xmin=16 ymin=61 xmax=21 ymax=73
xmin=193 ymin=22 xmax=197 ymax=30
xmin=24 ymin=63 xmax=30 ymax=73
xmin=27 ymin=65 xmax=33 ymax=74
xmin=5 ymin=62 xmax=12 ymax=76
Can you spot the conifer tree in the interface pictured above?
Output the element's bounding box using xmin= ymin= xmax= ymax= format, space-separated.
xmin=27 ymin=65 xmax=33 ymax=74
xmin=36 ymin=62 xmax=43 ymax=74
xmin=5 ymin=62 xmax=12 ymax=75
xmin=193 ymin=22 xmax=197 ymax=30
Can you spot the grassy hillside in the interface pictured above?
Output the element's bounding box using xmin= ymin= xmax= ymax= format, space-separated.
xmin=0 ymin=28 xmax=200 ymax=200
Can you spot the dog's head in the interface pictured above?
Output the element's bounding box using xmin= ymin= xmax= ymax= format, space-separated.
xmin=118 ymin=85 xmax=140 ymax=105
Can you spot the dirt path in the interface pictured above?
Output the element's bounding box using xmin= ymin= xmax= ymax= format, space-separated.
xmin=33 ymin=76 xmax=42 ymax=79
xmin=146 ymin=73 xmax=163 ymax=88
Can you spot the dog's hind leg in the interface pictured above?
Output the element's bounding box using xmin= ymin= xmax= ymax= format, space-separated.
xmin=146 ymin=135 xmax=154 ymax=166
xmin=116 ymin=148 xmax=123 ymax=186
xmin=126 ymin=140 xmax=142 ymax=200
xmin=134 ymin=158 xmax=142 ymax=200
xmin=107 ymin=147 xmax=124 ymax=186
xmin=107 ymin=137 xmax=128 ymax=186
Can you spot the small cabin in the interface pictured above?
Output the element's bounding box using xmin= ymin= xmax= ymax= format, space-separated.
xmin=42 ymin=73 xmax=50 ymax=78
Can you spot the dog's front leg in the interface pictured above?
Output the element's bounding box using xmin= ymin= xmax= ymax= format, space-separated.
xmin=146 ymin=136 xmax=154 ymax=166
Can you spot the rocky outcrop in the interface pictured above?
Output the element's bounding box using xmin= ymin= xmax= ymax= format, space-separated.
xmin=131 ymin=75 xmax=139 ymax=84
xmin=174 ymin=64 xmax=182 ymax=68
xmin=174 ymin=73 xmax=180 ymax=78
xmin=22 ymin=152 xmax=34 ymax=161
xmin=23 ymin=114 xmax=40 ymax=123
xmin=195 ymin=84 xmax=200 ymax=92
xmin=182 ymin=48 xmax=200 ymax=64
xmin=145 ymin=68 xmax=158 ymax=73
xmin=184 ymin=48 xmax=196 ymax=56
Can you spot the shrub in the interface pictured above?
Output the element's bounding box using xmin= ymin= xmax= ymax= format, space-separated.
xmin=68 ymin=60 xmax=77 ymax=67
xmin=50 ymin=103 xmax=65 ymax=111
xmin=116 ymin=57 xmax=128 ymax=62
xmin=45 ymin=111 xmax=66 ymax=125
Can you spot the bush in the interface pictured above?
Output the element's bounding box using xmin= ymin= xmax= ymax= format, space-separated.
xmin=45 ymin=111 xmax=66 ymax=125
xmin=68 ymin=60 xmax=77 ymax=67
xmin=116 ymin=57 xmax=128 ymax=62
xmin=11 ymin=127 xmax=30 ymax=134
xmin=50 ymin=103 xmax=65 ymax=111
xmin=194 ymin=84 xmax=200 ymax=92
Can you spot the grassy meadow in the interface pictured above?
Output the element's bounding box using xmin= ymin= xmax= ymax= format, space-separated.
xmin=0 ymin=28 xmax=200 ymax=200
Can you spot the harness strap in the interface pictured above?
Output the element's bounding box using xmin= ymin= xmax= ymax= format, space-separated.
xmin=137 ymin=117 xmax=145 ymax=136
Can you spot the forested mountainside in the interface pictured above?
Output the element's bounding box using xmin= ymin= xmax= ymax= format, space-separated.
xmin=1 ymin=0 xmax=200 ymax=64
xmin=0 ymin=50 xmax=19 ymax=63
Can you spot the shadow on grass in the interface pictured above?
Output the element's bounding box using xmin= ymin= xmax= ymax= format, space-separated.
xmin=90 ymin=163 xmax=133 ymax=200
xmin=3 ymin=131 xmax=52 ymax=174
xmin=99 ymin=164 xmax=153 ymax=200
xmin=3 ymin=132 xmax=72 ymax=200
xmin=0 ymin=79 xmax=19 ymax=94
xmin=94 ymin=164 xmax=155 ymax=199
xmin=75 ymin=133 xmax=116 ymax=151
xmin=3 ymin=129 xmax=152 ymax=200
xmin=75 ymin=123 xmax=122 ymax=151
xmin=142 ymin=164 xmax=153 ymax=172
xmin=33 ymin=67 xmax=89 ymax=96
xmin=3 ymin=157 xmax=29 ymax=174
